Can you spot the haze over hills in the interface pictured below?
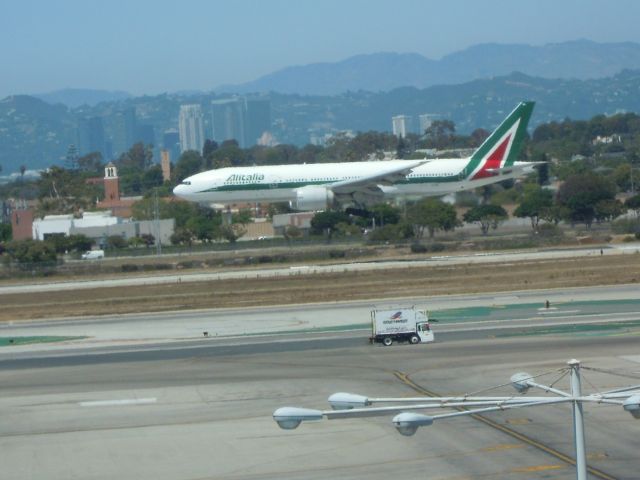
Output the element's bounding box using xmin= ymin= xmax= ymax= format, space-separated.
xmin=218 ymin=40 xmax=640 ymax=95
xmin=3 ymin=68 xmax=640 ymax=174
xmin=34 ymin=89 xmax=132 ymax=108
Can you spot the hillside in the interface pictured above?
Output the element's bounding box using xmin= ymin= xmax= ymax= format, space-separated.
xmin=3 ymin=69 xmax=640 ymax=172
xmin=220 ymin=40 xmax=640 ymax=95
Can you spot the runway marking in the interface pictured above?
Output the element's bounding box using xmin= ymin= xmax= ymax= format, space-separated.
xmin=79 ymin=397 xmax=157 ymax=407
xmin=505 ymin=418 xmax=531 ymax=425
xmin=481 ymin=443 xmax=523 ymax=452
xmin=394 ymin=371 xmax=618 ymax=480
xmin=511 ymin=464 xmax=564 ymax=473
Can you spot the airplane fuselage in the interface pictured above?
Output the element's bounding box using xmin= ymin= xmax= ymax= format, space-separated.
xmin=173 ymin=158 xmax=526 ymax=205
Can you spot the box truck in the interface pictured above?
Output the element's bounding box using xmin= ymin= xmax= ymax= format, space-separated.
xmin=370 ymin=307 xmax=434 ymax=346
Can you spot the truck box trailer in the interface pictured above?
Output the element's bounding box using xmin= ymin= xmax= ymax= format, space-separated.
xmin=370 ymin=307 xmax=434 ymax=346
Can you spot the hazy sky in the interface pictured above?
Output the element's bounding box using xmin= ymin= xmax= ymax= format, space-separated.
xmin=3 ymin=0 xmax=640 ymax=98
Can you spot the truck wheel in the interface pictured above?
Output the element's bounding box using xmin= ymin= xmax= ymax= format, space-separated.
xmin=409 ymin=335 xmax=420 ymax=344
xmin=382 ymin=337 xmax=393 ymax=346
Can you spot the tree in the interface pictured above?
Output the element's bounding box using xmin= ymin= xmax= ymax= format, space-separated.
xmin=514 ymin=186 xmax=554 ymax=230
xmin=219 ymin=224 xmax=246 ymax=243
xmin=594 ymin=199 xmax=624 ymax=223
xmin=556 ymin=173 xmax=617 ymax=228
xmin=5 ymin=239 xmax=57 ymax=264
xmin=173 ymin=150 xmax=203 ymax=183
xmin=140 ymin=233 xmax=155 ymax=247
xmin=106 ymin=235 xmax=127 ymax=249
xmin=170 ymin=227 xmax=195 ymax=246
xmin=202 ymin=139 xmax=219 ymax=158
xmin=0 ymin=223 xmax=12 ymax=242
xmin=283 ymin=225 xmax=303 ymax=243
xmin=406 ymin=198 xmax=459 ymax=239
xmin=625 ymin=194 xmax=640 ymax=216
xmin=77 ymin=152 xmax=103 ymax=173
xmin=232 ymin=208 xmax=253 ymax=226
xmin=36 ymin=166 xmax=99 ymax=214
xmin=118 ymin=142 xmax=153 ymax=170
xmin=425 ymin=120 xmax=456 ymax=149
xmin=310 ymin=210 xmax=350 ymax=241
xmin=463 ymin=204 xmax=508 ymax=235
xmin=368 ymin=203 xmax=401 ymax=226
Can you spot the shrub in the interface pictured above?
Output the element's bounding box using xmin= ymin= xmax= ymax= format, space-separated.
xmin=410 ymin=243 xmax=428 ymax=253
xmin=328 ymin=250 xmax=346 ymax=259
xmin=611 ymin=218 xmax=640 ymax=234
xmin=536 ymin=223 xmax=564 ymax=239
xmin=428 ymin=242 xmax=446 ymax=252
xmin=121 ymin=264 xmax=139 ymax=272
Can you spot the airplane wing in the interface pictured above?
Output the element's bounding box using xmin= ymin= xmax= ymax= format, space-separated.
xmin=329 ymin=160 xmax=428 ymax=196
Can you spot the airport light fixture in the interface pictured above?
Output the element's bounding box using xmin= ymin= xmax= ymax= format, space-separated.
xmin=273 ymin=359 xmax=640 ymax=480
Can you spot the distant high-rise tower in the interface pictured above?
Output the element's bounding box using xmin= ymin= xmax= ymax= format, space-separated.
xmin=244 ymin=97 xmax=271 ymax=147
xmin=77 ymin=116 xmax=106 ymax=158
xmin=65 ymin=144 xmax=79 ymax=170
xmin=392 ymin=115 xmax=412 ymax=138
xmin=163 ymin=129 xmax=180 ymax=161
xmin=178 ymin=104 xmax=205 ymax=153
xmin=110 ymin=108 xmax=137 ymax=157
xmin=418 ymin=114 xmax=438 ymax=135
xmin=211 ymin=98 xmax=246 ymax=147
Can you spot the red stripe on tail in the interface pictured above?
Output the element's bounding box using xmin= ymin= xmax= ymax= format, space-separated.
xmin=471 ymin=135 xmax=511 ymax=180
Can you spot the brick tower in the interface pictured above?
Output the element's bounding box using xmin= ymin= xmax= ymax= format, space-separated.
xmin=104 ymin=162 xmax=120 ymax=202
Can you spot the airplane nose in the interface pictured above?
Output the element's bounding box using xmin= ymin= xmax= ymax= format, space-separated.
xmin=173 ymin=184 xmax=185 ymax=197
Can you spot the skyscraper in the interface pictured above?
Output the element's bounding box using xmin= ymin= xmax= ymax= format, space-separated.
xmin=77 ymin=116 xmax=106 ymax=158
xmin=211 ymin=98 xmax=245 ymax=147
xmin=418 ymin=114 xmax=438 ymax=135
xmin=110 ymin=107 xmax=137 ymax=157
xmin=179 ymin=104 xmax=205 ymax=153
xmin=244 ymin=97 xmax=271 ymax=146
xmin=392 ymin=115 xmax=412 ymax=138
xmin=163 ymin=129 xmax=180 ymax=162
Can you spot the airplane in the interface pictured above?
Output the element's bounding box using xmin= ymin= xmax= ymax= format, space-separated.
xmin=173 ymin=101 xmax=536 ymax=212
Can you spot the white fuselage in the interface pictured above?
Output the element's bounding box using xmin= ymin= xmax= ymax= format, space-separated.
xmin=173 ymin=158 xmax=529 ymax=207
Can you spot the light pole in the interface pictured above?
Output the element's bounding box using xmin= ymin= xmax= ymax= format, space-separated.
xmin=274 ymin=359 xmax=640 ymax=480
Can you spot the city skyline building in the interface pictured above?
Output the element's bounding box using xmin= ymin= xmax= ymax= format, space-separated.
xmin=77 ymin=116 xmax=107 ymax=159
xmin=419 ymin=113 xmax=439 ymax=135
xmin=211 ymin=98 xmax=246 ymax=147
xmin=392 ymin=115 xmax=412 ymax=138
xmin=110 ymin=107 xmax=137 ymax=158
xmin=178 ymin=104 xmax=205 ymax=153
xmin=244 ymin=97 xmax=271 ymax=147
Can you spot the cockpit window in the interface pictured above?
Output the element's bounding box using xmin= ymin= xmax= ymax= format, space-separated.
xmin=181 ymin=181 xmax=191 ymax=185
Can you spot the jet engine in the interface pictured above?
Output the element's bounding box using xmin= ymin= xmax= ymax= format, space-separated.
xmin=289 ymin=186 xmax=335 ymax=211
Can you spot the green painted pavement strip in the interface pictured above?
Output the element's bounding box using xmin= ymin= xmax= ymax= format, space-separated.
xmin=431 ymin=299 xmax=640 ymax=323
xmin=496 ymin=320 xmax=640 ymax=338
xmin=0 ymin=336 xmax=87 ymax=347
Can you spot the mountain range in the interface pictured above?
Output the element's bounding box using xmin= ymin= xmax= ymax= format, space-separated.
xmin=5 ymin=40 xmax=640 ymax=174
xmin=218 ymin=40 xmax=640 ymax=95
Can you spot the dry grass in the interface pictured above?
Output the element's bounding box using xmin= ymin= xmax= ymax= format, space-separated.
xmin=2 ymin=254 xmax=638 ymax=322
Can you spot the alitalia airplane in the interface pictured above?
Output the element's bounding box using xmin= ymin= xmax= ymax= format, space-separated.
xmin=173 ymin=101 xmax=536 ymax=211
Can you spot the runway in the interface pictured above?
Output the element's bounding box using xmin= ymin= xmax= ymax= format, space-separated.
xmin=1 ymin=284 xmax=640 ymax=479
xmin=1 ymin=283 xmax=639 ymax=353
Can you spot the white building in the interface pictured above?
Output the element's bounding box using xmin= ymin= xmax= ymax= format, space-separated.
xmin=418 ymin=113 xmax=439 ymax=135
xmin=392 ymin=115 xmax=412 ymax=138
xmin=178 ymin=104 xmax=205 ymax=153
xmin=32 ymin=211 xmax=175 ymax=245
xmin=32 ymin=212 xmax=121 ymax=240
